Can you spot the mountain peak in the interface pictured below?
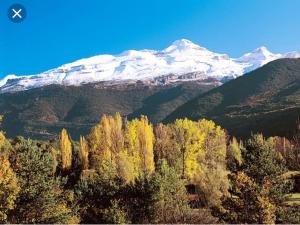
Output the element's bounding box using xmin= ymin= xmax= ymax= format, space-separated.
xmin=1 ymin=40 xmax=300 ymax=93
xmin=163 ymin=39 xmax=205 ymax=53
xmin=172 ymin=39 xmax=196 ymax=47
xmin=252 ymin=46 xmax=273 ymax=55
xmin=236 ymin=46 xmax=279 ymax=67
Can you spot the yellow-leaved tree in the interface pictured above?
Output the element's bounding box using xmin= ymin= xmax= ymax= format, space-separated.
xmin=116 ymin=150 xmax=136 ymax=183
xmin=0 ymin=116 xmax=9 ymax=149
xmin=125 ymin=116 xmax=155 ymax=177
xmin=195 ymin=119 xmax=229 ymax=208
xmin=88 ymin=113 xmax=123 ymax=177
xmin=0 ymin=115 xmax=19 ymax=222
xmin=171 ymin=118 xmax=205 ymax=180
xmin=154 ymin=123 xmax=179 ymax=168
xmin=227 ymin=137 xmax=243 ymax=171
xmin=89 ymin=121 xmax=103 ymax=169
xmin=0 ymin=154 xmax=20 ymax=222
xmin=124 ymin=117 xmax=140 ymax=179
xmin=137 ymin=116 xmax=155 ymax=175
xmin=60 ymin=128 xmax=72 ymax=171
xmin=79 ymin=136 xmax=89 ymax=170
xmin=108 ymin=113 xmax=124 ymax=158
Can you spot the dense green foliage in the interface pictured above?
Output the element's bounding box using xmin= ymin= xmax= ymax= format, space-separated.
xmin=221 ymin=134 xmax=294 ymax=224
xmin=8 ymin=138 xmax=78 ymax=223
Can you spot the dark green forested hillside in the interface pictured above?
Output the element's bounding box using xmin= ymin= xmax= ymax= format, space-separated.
xmin=165 ymin=58 xmax=300 ymax=138
xmin=0 ymin=82 xmax=215 ymax=139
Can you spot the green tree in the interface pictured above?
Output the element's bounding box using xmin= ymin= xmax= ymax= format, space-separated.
xmin=75 ymin=170 xmax=125 ymax=223
xmin=124 ymin=175 xmax=157 ymax=223
xmin=9 ymin=138 xmax=78 ymax=224
xmin=243 ymin=135 xmax=292 ymax=204
xmin=222 ymin=134 xmax=293 ymax=223
xmin=102 ymin=200 xmax=128 ymax=224
xmin=277 ymin=206 xmax=300 ymax=224
xmin=222 ymin=171 xmax=276 ymax=224
xmin=153 ymin=160 xmax=190 ymax=223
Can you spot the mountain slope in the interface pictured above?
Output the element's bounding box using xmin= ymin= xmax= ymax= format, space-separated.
xmin=0 ymin=81 xmax=215 ymax=140
xmin=1 ymin=39 xmax=299 ymax=93
xmin=165 ymin=58 xmax=300 ymax=138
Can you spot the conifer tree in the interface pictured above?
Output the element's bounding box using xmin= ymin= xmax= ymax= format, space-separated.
xmin=153 ymin=160 xmax=190 ymax=223
xmin=10 ymin=139 xmax=78 ymax=223
xmin=222 ymin=134 xmax=293 ymax=223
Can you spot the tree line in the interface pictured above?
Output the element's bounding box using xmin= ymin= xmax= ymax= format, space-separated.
xmin=0 ymin=113 xmax=299 ymax=223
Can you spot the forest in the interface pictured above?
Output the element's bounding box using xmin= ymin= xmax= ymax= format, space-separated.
xmin=0 ymin=113 xmax=299 ymax=224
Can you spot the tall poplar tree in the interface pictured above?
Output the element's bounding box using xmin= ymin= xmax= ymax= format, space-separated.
xmin=60 ymin=128 xmax=72 ymax=171
xmin=125 ymin=116 xmax=155 ymax=177
xmin=79 ymin=136 xmax=89 ymax=170
xmin=171 ymin=119 xmax=204 ymax=179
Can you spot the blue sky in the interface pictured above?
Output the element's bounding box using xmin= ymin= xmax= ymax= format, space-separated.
xmin=1 ymin=0 xmax=300 ymax=77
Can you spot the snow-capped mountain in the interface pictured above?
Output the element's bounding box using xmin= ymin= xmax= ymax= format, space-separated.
xmin=236 ymin=46 xmax=282 ymax=72
xmin=1 ymin=39 xmax=299 ymax=93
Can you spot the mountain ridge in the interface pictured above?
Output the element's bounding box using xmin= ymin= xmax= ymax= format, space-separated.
xmin=0 ymin=81 xmax=216 ymax=140
xmin=1 ymin=58 xmax=300 ymax=139
xmin=1 ymin=39 xmax=299 ymax=93
xmin=164 ymin=58 xmax=300 ymax=138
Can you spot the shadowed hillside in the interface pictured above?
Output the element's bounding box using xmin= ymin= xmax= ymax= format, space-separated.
xmin=0 ymin=82 xmax=215 ymax=139
xmin=165 ymin=58 xmax=300 ymax=138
